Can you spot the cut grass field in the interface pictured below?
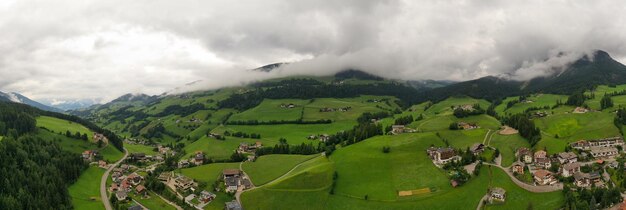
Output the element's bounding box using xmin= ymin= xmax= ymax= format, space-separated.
xmin=182 ymin=136 xmax=265 ymax=160
xmin=179 ymin=162 xmax=239 ymax=210
xmin=230 ymin=99 xmax=311 ymax=122
xmin=242 ymin=154 xmax=319 ymax=186
xmin=36 ymin=127 xmax=124 ymax=162
xmin=494 ymin=94 xmax=568 ymax=115
xmin=302 ymin=96 xmax=399 ymax=123
xmin=241 ymin=135 xmax=564 ymax=210
xmin=489 ymin=134 xmax=530 ymax=167
xmin=217 ymin=123 xmax=354 ymax=145
xmin=125 ymin=144 xmax=157 ymax=155
xmin=37 ymin=116 xmax=94 ymax=141
xmin=422 ymin=96 xmax=491 ymax=117
xmin=534 ymin=111 xmax=620 ymax=154
xmin=134 ymin=191 xmax=176 ymax=210
xmin=68 ymin=166 xmax=105 ymax=210
xmin=417 ymin=114 xmax=501 ymax=132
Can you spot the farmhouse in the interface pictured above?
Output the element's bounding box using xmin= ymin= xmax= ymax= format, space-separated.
xmin=457 ymin=104 xmax=475 ymax=111
xmin=557 ymin=152 xmax=578 ymax=164
xmin=225 ymin=176 xmax=239 ymax=193
xmin=570 ymin=137 xmax=624 ymax=150
xmin=93 ymin=133 xmax=107 ymax=143
xmin=115 ymin=191 xmax=128 ymax=201
xmin=174 ymin=175 xmax=197 ymax=191
xmin=199 ymin=190 xmax=216 ymax=203
xmin=178 ymin=160 xmax=190 ymax=168
xmin=225 ymin=200 xmax=243 ymax=210
xmin=470 ymin=143 xmax=485 ymax=155
xmin=319 ymin=134 xmax=331 ymax=142
xmin=158 ymin=171 xmax=174 ymax=182
xmin=572 ymin=107 xmax=589 ymax=113
xmin=512 ymin=161 xmax=525 ymax=174
xmin=560 ymin=162 xmax=581 ymax=177
xmin=589 ymin=147 xmax=619 ymax=158
xmin=194 ymin=152 xmax=204 ymax=165
xmin=392 ymin=125 xmax=406 ymax=134
xmin=458 ymin=122 xmax=479 ymax=130
xmin=427 ymin=147 xmax=461 ymax=166
xmin=223 ymin=169 xmax=242 ymax=179
xmin=489 ymin=187 xmax=506 ymax=203
xmin=516 ymin=147 xmax=533 ymax=163
xmin=534 ymin=150 xmax=547 ymax=159
xmin=130 ymin=153 xmax=146 ymax=161
xmin=127 ymin=172 xmax=143 ymax=185
xmin=534 ymin=169 xmax=557 ymax=185
xmin=574 ymin=172 xmax=603 ymax=188
xmin=534 ymin=157 xmax=552 ymax=169
xmin=135 ymin=185 xmax=146 ymax=195
xmin=81 ymin=150 xmax=97 ymax=161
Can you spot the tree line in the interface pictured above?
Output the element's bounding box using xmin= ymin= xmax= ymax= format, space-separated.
xmin=226 ymin=119 xmax=332 ymax=125
xmin=502 ymin=114 xmax=542 ymax=146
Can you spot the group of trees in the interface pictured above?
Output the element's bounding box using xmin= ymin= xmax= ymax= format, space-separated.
xmin=224 ymin=130 xmax=261 ymax=139
xmin=227 ymin=119 xmax=332 ymax=125
xmin=64 ymin=130 xmax=88 ymax=141
xmin=503 ymin=114 xmax=542 ymax=146
xmin=600 ymin=94 xmax=614 ymax=110
xmin=0 ymin=136 xmax=87 ymax=209
xmin=562 ymin=186 xmax=622 ymax=210
xmin=0 ymin=102 xmax=37 ymax=137
xmin=356 ymin=111 xmax=390 ymax=124
xmin=155 ymin=103 xmax=206 ymax=117
xmin=217 ymin=79 xmax=424 ymax=111
xmin=566 ymin=91 xmax=588 ymax=106
xmin=142 ymin=123 xmax=180 ymax=139
xmin=254 ymin=138 xmax=323 ymax=156
xmin=452 ymin=104 xmax=485 ymax=118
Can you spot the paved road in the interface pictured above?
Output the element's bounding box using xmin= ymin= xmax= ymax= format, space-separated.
xmin=485 ymin=163 xmax=563 ymax=193
xmin=101 ymin=148 xmax=129 ymax=210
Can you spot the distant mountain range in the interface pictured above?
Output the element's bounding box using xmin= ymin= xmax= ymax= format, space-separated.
xmin=423 ymin=50 xmax=626 ymax=102
xmin=0 ymin=91 xmax=62 ymax=112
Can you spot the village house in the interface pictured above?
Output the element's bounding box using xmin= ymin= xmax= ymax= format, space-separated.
xmin=570 ymin=137 xmax=624 ymax=150
xmin=109 ymin=183 xmax=118 ymax=192
xmin=82 ymin=150 xmax=97 ymax=162
xmin=135 ymin=185 xmax=147 ymax=196
xmin=194 ymin=152 xmax=204 ymax=165
xmin=178 ymin=160 xmax=190 ymax=168
xmin=223 ymin=169 xmax=242 ymax=179
xmin=534 ymin=169 xmax=557 ymax=185
xmin=127 ymin=172 xmax=143 ymax=185
xmin=557 ymin=152 xmax=578 ymax=164
xmin=572 ymin=107 xmax=589 ymax=113
xmin=158 ymin=145 xmax=171 ymax=155
xmin=392 ymin=125 xmax=406 ymax=134
xmin=319 ymin=134 xmax=331 ymax=142
xmin=238 ymin=142 xmax=262 ymax=153
xmin=489 ymin=187 xmax=506 ymax=203
xmin=534 ymin=150 xmax=547 ymax=159
xmin=158 ymin=171 xmax=174 ymax=182
xmin=120 ymin=179 xmax=132 ymax=192
xmin=174 ymin=175 xmax=197 ymax=191
xmin=534 ymin=157 xmax=552 ymax=169
xmin=93 ymin=133 xmax=107 ymax=143
xmin=98 ymin=160 xmax=108 ymax=169
xmin=458 ymin=122 xmax=479 ymax=130
xmin=130 ymin=153 xmax=146 ymax=161
xmin=199 ymin=190 xmax=216 ymax=203
xmin=589 ymin=147 xmax=619 ymax=158
xmin=560 ymin=162 xmax=581 ymax=177
xmin=512 ymin=161 xmax=525 ymax=174
xmin=457 ymin=104 xmax=475 ymax=111
xmin=115 ymin=191 xmax=128 ymax=201
xmin=574 ymin=172 xmax=603 ymax=188
xmin=224 ymin=176 xmax=239 ymax=193
xmin=470 ymin=143 xmax=485 ymax=155
xmin=516 ymin=147 xmax=533 ymax=163
xmin=208 ymin=133 xmax=222 ymax=140
xmin=120 ymin=164 xmax=130 ymax=172
xmin=427 ymin=147 xmax=462 ymax=166
xmin=225 ymin=200 xmax=243 ymax=210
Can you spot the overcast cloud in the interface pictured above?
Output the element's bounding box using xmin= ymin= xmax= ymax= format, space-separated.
xmin=2 ymin=0 xmax=626 ymax=103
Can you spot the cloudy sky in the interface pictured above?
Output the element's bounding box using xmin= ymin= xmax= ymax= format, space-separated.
xmin=2 ymin=0 xmax=626 ymax=104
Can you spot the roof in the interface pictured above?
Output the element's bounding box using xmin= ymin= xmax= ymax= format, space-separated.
xmin=127 ymin=206 xmax=142 ymax=210
xmin=490 ymin=187 xmax=506 ymax=195
xmin=116 ymin=191 xmax=127 ymax=198
xmin=512 ymin=161 xmax=525 ymax=167
xmin=558 ymin=152 xmax=577 ymax=159
xmin=470 ymin=143 xmax=484 ymax=151
xmin=573 ymin=172 xmax=588 ymax=181
xmin=534 ymin=169 xmax=551 ymax=178
xmin=562 ymin=162 xmax=581 ymax=171
xmin=223 ymin=169 xmax=241 ymax=176
xmin=225 ymin=176 xmax=238 ymax=187
xmin=135 ymin=185 xmax=146 ymax=192
xmin=225 ymin=200 xmax=242 ymax=210
xmin=590 ymin=147 xmax=618 ymax=153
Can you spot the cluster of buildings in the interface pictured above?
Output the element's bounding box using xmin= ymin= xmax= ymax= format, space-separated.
xmin=454 ymin=104 xmax=475 ymax=111
xmin=513 ymin=137 xmax=623 ymax=188
xmin=572 ymin=107 xmax=590 ymax=113
xmin=159 ymin=171 xmax=199 ymax=192
xmin=280 ymin=103 xmax=297 ymax=109
xmin=81 ymin=150 xmax=99 ymax=162
xmin=184 ymin=189 xmax=217 ymax=209
xmin=426 ymin=147 xmax=461 ymax=166
xmin=307 ymin=134 xmax=331 ymax=142
xmin=222 ymin=169 xmax=253 ymax=193
xmin=93 ymin=133 xmax=108 ymax=143
xmin=391 ymin=125 xmax=417 ymax=135
xmin=178 ymin=152 xmax=205 ymax=168
xmin=319 ymin=107 xmax=352 ymax=112
xmin=109 ymin=165 xmax=146 ymax=201
xmin=237 ymin=142 xmax=263 ymax=154
xmin=456 ymin=122 xmax=479 ymax=130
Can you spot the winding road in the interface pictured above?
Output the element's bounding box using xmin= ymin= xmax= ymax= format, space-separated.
xmin=101 ymin=148 xmax=129 ymax=210
xmin=484 ymin=163 xmax=563 ymax=193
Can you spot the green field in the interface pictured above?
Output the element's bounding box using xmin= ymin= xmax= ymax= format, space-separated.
xmin=241 ymin=135 xmax=564 ymax=210
xmin=217 ymin=123 xmax=353 ymax=145
xmin=230 ymin=99 xmax=311 ymax=122
xmin=422 ymin=96 xmax=491 ymax=117
xmin=242 ymin=154 xmax=319 ymax=186
xmin=534 ymin=112 xmax=620 ymax=153
xmin=489 ymin=133 xmax=530 ymax=167
xmin=68 ymin=166 xmax=105 ymax=210
xmin=134 ymin=191 xmax=176 ymax=210
xmin=125 ymin=144 xmax=158 ymax=155
xmin=417 ymin=114 xmax=501 ymax=132
xmin=37 ymin=116 xmax=94 ymax=141
xmin=36 ymin=122 xmax=123 ymax=162
xmin=494 ymin=94 xmax=568 ymax=115
xmin=180 ymin=162 xmax=241 ymax=185
xmin=302 ymin=96 xmax=399 ymax=123
xmin=183 ymin=136 xmax=263 ymax=160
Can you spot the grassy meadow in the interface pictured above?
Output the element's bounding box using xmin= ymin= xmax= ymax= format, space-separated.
xmin=68 ymin=166 xmax=105 ymax=210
